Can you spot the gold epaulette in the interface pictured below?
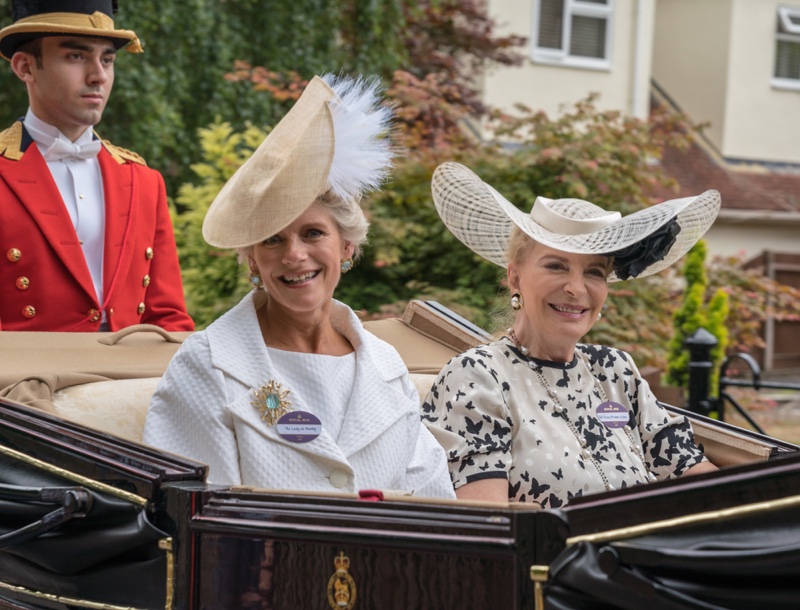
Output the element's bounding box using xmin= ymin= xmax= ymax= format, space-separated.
xmin=101 ymin=138 xmax=148 ymax=166
xmin=0 ymin=122 xmax=24 ymax=161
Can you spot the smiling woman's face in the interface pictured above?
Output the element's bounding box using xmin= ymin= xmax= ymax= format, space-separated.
xmin=249 ymin=202 xmax=353 ymax=321
xmin=508 ymin=240 xmax=610 ymax=360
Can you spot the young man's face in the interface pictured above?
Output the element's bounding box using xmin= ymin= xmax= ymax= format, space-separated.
xmin=12 ymin=36 xmax=116 ymax=141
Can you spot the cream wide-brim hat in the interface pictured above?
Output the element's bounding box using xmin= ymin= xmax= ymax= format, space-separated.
xmin=431 ymin=162 xmax=721 ymax=282
xmin=202 ymin=76 xmax=337 ymax=249
xmin=0 ymin=10 xmax=142 ymax=60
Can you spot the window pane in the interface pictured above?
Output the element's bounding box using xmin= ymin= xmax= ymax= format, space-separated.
xmin=578 ymin=0 xmax=609 ymax=4
xmin=570 ymin=15 xmax=607 ymax=58
xmin=775 ymin=39 xmax=800 ymax=79
xmin=538 ymin=0 xmax=564 ymax=50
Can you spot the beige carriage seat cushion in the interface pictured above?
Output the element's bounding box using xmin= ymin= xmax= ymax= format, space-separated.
xmin=50 ymin=377 xmax=161 ymax=444
xmin=409 ymin=373 xmax=437 ymax=405
xmin=691 ymin=418 xmax=774 ymax=467
xmin=0 ymin=325 xmax=187 ymax=443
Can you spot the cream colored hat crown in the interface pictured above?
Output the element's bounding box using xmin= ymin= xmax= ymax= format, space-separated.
xmin=0 ymin=0 xmax=142 ymax=60
xmin=431 ymin=162 xmax=721 ymax=281
xmin=203 ymin=73 xmax=393 ymax=249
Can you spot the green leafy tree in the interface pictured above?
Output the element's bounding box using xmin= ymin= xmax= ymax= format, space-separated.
xmin=666 ymin=241 xmax=730 ymax=392
xmin=172 ymin=122 xmax=269 ymax=327
xmin=0 ymin=0 xmax=413 ymax=194
xmin=165 ymin=0 xmax=529 ymax=327
xmin=5 ymin=0 xmax=794 ymax=369
xmin=708 ymin=254 xmax=800 ymax=354
xmin=706 ymin=288 xmax=730 ymax=391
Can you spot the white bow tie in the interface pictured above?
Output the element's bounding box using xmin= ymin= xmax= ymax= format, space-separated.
xmin=43 ymin=137 xmax=102 ymax=162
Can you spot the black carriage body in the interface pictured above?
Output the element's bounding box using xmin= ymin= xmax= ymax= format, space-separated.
xmin=2 ymin=397 xmax=800 ymax=610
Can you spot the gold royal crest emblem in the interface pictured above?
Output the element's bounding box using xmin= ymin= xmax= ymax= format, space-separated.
xmin=327 ymin=551 xmax=356 ymax=609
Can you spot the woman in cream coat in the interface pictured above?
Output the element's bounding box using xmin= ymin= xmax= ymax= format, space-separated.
xmin=144 ymin=74 xmax=454 ymax=499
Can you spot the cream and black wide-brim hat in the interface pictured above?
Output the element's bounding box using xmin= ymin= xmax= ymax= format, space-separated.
xmin=431 ymin=162 xmax=721 ymax=281
xmin=0 ymin=0 xmax=142 ymax=60
xmin=202 ymin=73 xmax=393 ymax=249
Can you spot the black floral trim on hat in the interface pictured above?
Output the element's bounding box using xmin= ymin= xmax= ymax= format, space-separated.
xmin=611 ymin=217 xmax=681 ymax=280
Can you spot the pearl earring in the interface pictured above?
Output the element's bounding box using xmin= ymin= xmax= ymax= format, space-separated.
xmin=510 ymin=292 xmax=524 ymax=311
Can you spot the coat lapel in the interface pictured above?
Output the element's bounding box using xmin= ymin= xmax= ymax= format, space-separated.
xmin=0 ymin=138 xmax=94 ymax=296
xmin=98 ymin=146 xmax=135 ymax=306
xmin=333 ymin=307 xmax=409 ymax=458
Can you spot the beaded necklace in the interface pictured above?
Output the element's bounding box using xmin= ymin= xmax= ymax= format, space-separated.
xmin=507 ymin=328 xmax=654 ymax=492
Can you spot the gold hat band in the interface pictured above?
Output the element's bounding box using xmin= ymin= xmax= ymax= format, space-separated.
xmin=0 ymin=11 xmax=143 ymax=57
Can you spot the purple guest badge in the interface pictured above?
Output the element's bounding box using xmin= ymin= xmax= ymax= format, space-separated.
xmin=277 ymin=411 xmax=322 ymax=443
xmin=596 ymin=401 xmax=629 ymax=429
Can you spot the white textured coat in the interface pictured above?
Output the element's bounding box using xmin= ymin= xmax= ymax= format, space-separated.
xmin=144 ymin=292 xmax=455 ymax=499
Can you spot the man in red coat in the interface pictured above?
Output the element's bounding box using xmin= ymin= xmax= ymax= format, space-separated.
xmin=0 ymin=0 xmax=194 ymax=332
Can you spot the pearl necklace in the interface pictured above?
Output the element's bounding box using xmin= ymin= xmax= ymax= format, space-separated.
xmin=506 ymin=329 xmax=654 ymax=492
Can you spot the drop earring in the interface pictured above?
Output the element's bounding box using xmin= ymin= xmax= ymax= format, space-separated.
xmin=510 ymin=292 xmax=524 ymax=311
xmin=340 ymin=257 xmax=354 ymax=273
xmin=249 ymin=272 xmax=263 ymax=290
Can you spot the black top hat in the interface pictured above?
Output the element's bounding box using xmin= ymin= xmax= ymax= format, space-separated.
xmin=0 ymin=0 xmax=142 ymax=60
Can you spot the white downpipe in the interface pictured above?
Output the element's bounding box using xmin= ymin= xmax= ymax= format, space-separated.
xmin=631 ymin=0 xmax=647 ymax=117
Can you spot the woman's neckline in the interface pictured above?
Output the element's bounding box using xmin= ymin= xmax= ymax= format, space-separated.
xmin=266 ymin=345 xmax=356 ymax=359
xmin=504 ymin=337 xmax=579 ymax=369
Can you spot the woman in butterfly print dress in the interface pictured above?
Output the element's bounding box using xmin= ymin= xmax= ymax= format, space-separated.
xmin=422 ymin=163 xmax=720 ymax=507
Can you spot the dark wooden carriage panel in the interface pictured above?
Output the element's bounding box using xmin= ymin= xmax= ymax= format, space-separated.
xmin=165 ymin=486 xmax=565 ymax=609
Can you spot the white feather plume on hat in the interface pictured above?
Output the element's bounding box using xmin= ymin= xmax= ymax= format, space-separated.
xmin=324 ymin=73 xmax=394 ymax=204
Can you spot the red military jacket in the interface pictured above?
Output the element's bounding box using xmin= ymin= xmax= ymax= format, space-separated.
xmin=0 ymin=120 xmax=194 ymax=332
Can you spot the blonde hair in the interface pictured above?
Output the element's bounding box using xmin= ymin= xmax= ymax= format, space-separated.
xmin=486 ymin=226 xmax=535 ymax=337
xmin=506 ymin=225 xmax=536 ymax=264
xmin=236 ymin=191 xmax=369 ymax=264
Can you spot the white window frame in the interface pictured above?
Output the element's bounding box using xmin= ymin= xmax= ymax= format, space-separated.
xmin=531 ymin=0 xmax=614 ymax=71
xmin=773 ymin=5 xmax=800 ymax=91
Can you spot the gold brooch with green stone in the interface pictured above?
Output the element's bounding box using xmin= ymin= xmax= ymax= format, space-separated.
xmin=251 ymin=380 xmax=292 ymax=426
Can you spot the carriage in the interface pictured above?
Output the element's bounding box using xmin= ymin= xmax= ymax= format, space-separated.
xmin=1 ymin=301 xmax=798 ymax=609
